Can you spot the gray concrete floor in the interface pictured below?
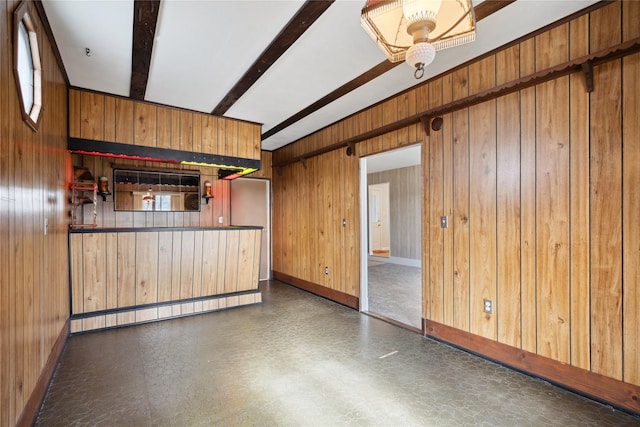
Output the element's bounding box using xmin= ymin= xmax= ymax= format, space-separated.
xmin=36 ymin=280 xmax=639 ymax=426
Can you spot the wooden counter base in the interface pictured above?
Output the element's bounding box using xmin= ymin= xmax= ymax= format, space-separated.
xmin=69 ymin=227 xmax=262 ymax=333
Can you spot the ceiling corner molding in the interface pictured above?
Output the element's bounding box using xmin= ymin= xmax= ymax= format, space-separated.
xmin=130 ymin=0 xmax=161 ymax=100
xmin=211 ymin=0 xmax=335 ymax=116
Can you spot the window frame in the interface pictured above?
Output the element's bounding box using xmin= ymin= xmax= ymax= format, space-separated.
xmin=13 ymin=1 xmax=42 ymax=132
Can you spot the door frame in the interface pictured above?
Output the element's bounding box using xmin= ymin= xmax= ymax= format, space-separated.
xmin=359 ymin=157 xmax=369 ymax=311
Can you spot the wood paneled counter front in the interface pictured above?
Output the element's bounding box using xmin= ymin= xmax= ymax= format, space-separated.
xmin=69 ymin=227 xmax=262 ymax=333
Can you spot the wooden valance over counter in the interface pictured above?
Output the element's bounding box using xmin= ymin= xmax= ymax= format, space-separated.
xmin=69 ymin=227 xmax=263 ymax=333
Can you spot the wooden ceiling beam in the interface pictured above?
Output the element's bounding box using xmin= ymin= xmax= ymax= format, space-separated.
xmin=130 ymin=0 xmax=161 ymax=101
xmin=211 ymin=1 xmax=335 ymax=116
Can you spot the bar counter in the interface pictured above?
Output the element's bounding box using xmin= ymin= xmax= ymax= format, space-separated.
xmin=69 ymin=226 xmax=263 ymax=333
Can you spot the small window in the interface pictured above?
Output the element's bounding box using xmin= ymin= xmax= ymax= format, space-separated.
xmin=13 ymin=1 xmax=42 ymax=131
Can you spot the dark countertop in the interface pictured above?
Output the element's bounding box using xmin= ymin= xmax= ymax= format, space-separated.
xmin=69 ymin=226 xmax=263 ymax=233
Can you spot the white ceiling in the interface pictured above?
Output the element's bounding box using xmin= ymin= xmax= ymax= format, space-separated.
xmin=41 ymin=0 xmax=599 ymax=153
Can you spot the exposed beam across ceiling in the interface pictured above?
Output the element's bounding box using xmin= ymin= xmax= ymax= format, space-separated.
xmin=124 ymin=0 xmax=518 ymax=140
xmin=262 ymin=0 xmax=517 ymax=142
xmin=211 ymin=0 xmax=335 ymax=116
xmin=130 ymin=0 xmax=160 ymax=100
xmin=474 ymin=0 xmax=516 ymax=21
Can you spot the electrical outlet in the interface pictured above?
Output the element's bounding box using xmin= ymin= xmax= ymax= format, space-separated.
xmin=218 ymin=216 xmax=223 ymax=224
xmin=483 ymin=298 xmax=493 ymax=314
xmin=324 ymin=266 xmax=329 ymax=275
xmin=44 ymin=218 xmax=48 ymax=235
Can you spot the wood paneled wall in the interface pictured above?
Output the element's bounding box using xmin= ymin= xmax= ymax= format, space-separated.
xmin=69 ymin=88 xmax=261 ymax=161
xmin=1 ymin=1 xmax=70 ymax=425
xmin=272 ymin=149 xmax=359 ymax=300
xmin=272 ymin=0 xmax=640 ymax=410
xmin=367 ymin=165 xmax=421 ymax=260
xmin=69 ymin=228 xmax=262 ymax=333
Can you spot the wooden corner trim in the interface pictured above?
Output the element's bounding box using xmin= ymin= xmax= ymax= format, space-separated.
xmin=16 ymin=318 xmax=70 ymax=427
xmin=273 ymin=271 xmax=359 ymax=310
xmin=423 ymin=319 xmax=640 ymax=416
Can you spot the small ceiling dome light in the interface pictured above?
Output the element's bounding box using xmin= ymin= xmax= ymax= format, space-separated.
xmin=361 ymin=0 xmax=476 ymax=79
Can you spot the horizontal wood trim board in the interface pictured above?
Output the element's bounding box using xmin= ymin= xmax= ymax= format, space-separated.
xmin=69 ymin=138 xmax=261 ymax=170
xmin=423 ymin=319 xmax=640 ymax=416
xmin=273 ymin=36 xmax=640 ymax=168
xmin=273 ymin=271 xmax=359 ymax=310
xmin=70 ymin=290 xmax=262 ymax=319
xmin=16 ymin=319 xmax=69 ymax=427
xmin=71 ymin=298 xmax=263 ymax=335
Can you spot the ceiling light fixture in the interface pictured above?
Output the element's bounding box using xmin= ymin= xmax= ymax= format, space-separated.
xmin=361 ymin=0 xmax=476 ymax=79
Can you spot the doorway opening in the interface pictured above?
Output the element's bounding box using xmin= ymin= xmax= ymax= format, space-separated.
xmin=230 ymin=177 xmax=271 ymax=280
xmin=359 ymin=145 xmax=422 ymax=331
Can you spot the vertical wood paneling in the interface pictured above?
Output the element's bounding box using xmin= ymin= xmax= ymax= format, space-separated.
xmin=136 ymin=232 xmax=159 ymax=305
xmin=237 ymin=230 xmax=255 ymax=291
xmin=80 ymin=92 xmax=104 ymax=140
xmin=622 ymin=0 xmax=640 ymax=387
xmin=70 ymin=89 xmax=261 ymax=160
xmin=224 ymin=230 xmax=240 ymax=293
xmin=117 ymin=233 xmax=136 ymax=320
xmin=589 ymin=2 xmax=623 ymax=380
xmin=225 ymin=119 xmax=238 ymax=158
xmin=452 ymin=67 xmax=470 ymax=332
xmin=115 ymin=98 xmax=135 ymax=145
xmin=83 ymin=233 xmax=107 ymax=313
xmin=106 ymin=233 xmax=118 ymax=309
xmin=156 ymin=107 xmax=172 ymax=150
xmin=568 ymin=14 xmax=591 ymax=370
xmin=468 ymin=57 xmax=497 ymax=340
xmin=269 ymin=1 xmax=639 ymax=401
xmin=535 ymin=52 xmax=571 ymax=364
xmin=70 ymin=229 xmax=261 ymax=332
xmin=496 ymin=44 xmax=522 ymax=348
xmin=103 ymin=96 xmax=116 ymax=142
xmin=180 ymin=231 xmax=195 ymax=299
xmin=157 ymin=232 xmax=173 ymax=303
xmin=1 ymin=0 xmax=70 ymax=422
xmin=70 ymin=234 xmax=84 ymax=314
xmin=69 ymin=89 xmax=81 ymax=137
xmin=202 ymin=230 xmax=220 ymax=296
xmin=519 ymin=37 xmax=538 ymax=353
xmin=216 ymin=231 xmax=228 ymax=295
xmin=180 ymin=111 xmax=193 ymax=152
xmin=135 ymin=103 xmax=157 ymax=147
xmin=192 ymin=230 xmax=204 ymax=297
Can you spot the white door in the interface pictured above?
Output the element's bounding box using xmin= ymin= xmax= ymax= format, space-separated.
xmin=230 ymin=178 xmax=270 ymax=280
xmin=368 ymin=182 xmax=390 ymax=257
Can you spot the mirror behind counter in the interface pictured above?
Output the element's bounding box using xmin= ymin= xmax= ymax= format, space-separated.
xmin=113 ymin=168 xmax=200 ymax=212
